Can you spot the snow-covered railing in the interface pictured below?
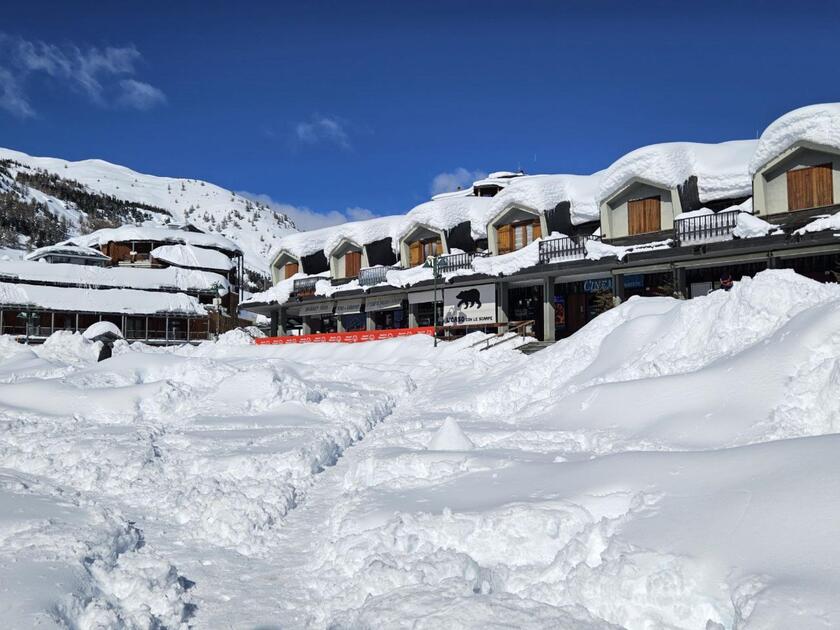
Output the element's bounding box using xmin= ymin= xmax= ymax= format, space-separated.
xmin=675 ymin=210 xmax=741 ymax=245
xmin=539 ymin=236 xmax=588 ymax=265
xmin=293 ymin=277 xmax=319 ymax=296
xmin=359 ymin=265 xmax=397 ymax=287
xmin=437 ymin=251 xmax=487 ymax=274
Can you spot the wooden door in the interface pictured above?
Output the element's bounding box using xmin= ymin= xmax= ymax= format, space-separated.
xmin=787 ymin=163 xmax=833 ymax=210
xmin=566 ymin=293 xmax=588 ymax=333
xmin=344 ymin=251 xmax=361 ymax=277
xmin=628 ymin=196 xmax=661 ymax=235
xmin=284 ymin=262 xmax=299 ymax=279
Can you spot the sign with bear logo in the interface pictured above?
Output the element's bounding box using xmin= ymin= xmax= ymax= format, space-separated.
xmin=442 ymin=284 xmax=496 ymax=327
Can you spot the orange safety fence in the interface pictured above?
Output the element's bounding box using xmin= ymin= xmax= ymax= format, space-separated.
xmin=255 ymin=326 xmax=436 ymax=345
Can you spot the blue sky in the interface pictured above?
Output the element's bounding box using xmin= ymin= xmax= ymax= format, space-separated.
xmin=2 ymin=0 xmax=839 ymax=229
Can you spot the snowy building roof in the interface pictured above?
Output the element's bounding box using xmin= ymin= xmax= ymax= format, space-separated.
xmin=0 ymin=260 xmax=229 ymax=292
xmin=24 ymin=244 xmax=110 ymax=262
xmin=400 ymin=195 xmax=495 ymax=240
xmin=750 ymin=103 xmax=840 ymax=174
xmin=271 ymin=215 xmax=402 ymax=260
xmin=0 ymin=281 xmax=207 ymax=315
xmin=64 ymin=223 xmax=242 ymax=254
xmin=486 ymin=172 xmax=606 ymax=225
xmin=598 ymin=140 xmax=758 ymax=205
xmin=151 ymin=244 xmax=235 ymax=272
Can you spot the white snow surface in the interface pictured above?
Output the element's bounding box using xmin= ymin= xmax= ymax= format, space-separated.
xmin=794 ymin=210 xmax=840 ymax=235
xmin=732 ymin=212 xmax=783 ymax=239
xmin=150 ymin=244 xmax=235 ymax=271
xmin=487 ymin=172 xmax=605 ymax=225
xmin=2 ymin=270 xmax=840 ymax=629
xmin=598 ymin=140 xmax=758 ymax=204
xmin=82 ymin=321 xmax=123 ymax=340
xmin=24 ymin=244 xmax=110 ymax=262
xmin=64 ymin=223 xmax=241 ymax=255
xmin=750 ymin=102 xmax=840 ymax=174
xmin=0 ymin=281 xmax=206 ymax=315
xmin=0 ymin=259 xmax=230 ymax=292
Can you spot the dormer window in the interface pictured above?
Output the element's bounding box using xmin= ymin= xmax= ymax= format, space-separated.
xmin=342 ymin=251 xmax=361 ymax=278
xmin=409 ymin=238 xmax=441 ymax=266
xmin=498 ymin=219 xmax=541 ymax=254
xmin=284 ymin=262 xmax=299 ymax=279
xmin=474 ymin=185 xmax=502 ymax=197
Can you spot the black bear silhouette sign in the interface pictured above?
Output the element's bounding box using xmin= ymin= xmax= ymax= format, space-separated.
xmin=456 ymin=289 xmax=482 ymax=310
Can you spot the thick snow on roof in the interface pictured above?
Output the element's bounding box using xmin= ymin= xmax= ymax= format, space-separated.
xmin=750 ymin=103 xmax=840 ymax=174
xmin=24 ymin=244 xmax=110 ymax=261
xmin=0 ymin=281 xmax=206 ymax=315
xmin=401 ymin=195 xmax=494 ymax=240
xmin=151 ymin=244 xmax=235 ymax=271
xmin=64 ymin=223 xmax=241 ymax=254
xmin=271 ymin=215 xmax=403 ymax=260
xmin=487 ymin=172 xmax=606 ymax=225
xmin=0 ymin=260 xmax=229 ymax=292
xmin=598 ymin=140 xmax=758 ymax=205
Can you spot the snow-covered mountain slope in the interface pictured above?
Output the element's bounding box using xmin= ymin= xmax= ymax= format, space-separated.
xmin=0 ymin=147 xmax=297 ymax=276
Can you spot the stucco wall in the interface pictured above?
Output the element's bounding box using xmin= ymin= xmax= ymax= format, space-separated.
xmin=599 ymin=182 xmax=678 ymax=239
xmin=754 ymin=146 xmax=840 ymax=216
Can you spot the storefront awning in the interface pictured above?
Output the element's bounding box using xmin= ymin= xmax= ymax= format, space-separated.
xmin=335 ymin=299 xmax=364 ymax=315
xmin=407 ymin=289 xmax=439 ymax=305
xmin=299 ymin=301 xmax=334 ymax=316
xmin=366 ymin=294 xmax=405 ymax=312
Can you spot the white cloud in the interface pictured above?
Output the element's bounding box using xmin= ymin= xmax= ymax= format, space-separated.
xmin=117 ymin=79 xmax=166 ymax=110
xmin=0 ymin=66 xmax=33 ymax=118
xmin=238 ymin=191 xmax=377 ymax=231
xmin=0 ymin=33 xmax=165 ymax=116
xmin=430 ymin=167 xmax=487 ymax=195
xmin=295 ymin=115 xmax=351 ymax=149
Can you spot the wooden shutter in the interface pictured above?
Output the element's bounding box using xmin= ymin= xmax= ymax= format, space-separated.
xmin=532 ymin=220 xmax=542 ymax=241
xmin=498 ymin=224 xmax=513 ymax=253
xmin=409 ymin=241 xmax=422 ymax=266
xmin=284 ymin=262 xmax=299 ymax=279
xmin=432 ymin=239 xmax=442 ymax=256
xmin=628 ymin=197 xmax=661 ymax=235
xmin=344 ymin=251 xmax=361 ymax=277
xmin=788 ymin=163 xmax=834 ymax=211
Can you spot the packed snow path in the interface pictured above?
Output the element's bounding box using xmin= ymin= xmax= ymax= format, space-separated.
xmin=2 ymin=270 xmax=840 ymax=629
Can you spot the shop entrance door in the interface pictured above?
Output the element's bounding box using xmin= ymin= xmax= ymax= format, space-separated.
xmin=508 ymin=284 xmax=544 ymax=341
xmin=566 ymin=293 xmax=588 ymax=335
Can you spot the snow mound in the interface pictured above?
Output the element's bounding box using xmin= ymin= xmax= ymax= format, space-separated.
xmin=83 ymin=321 xmax=123 ymax=340
xmin=598 ymin=140 xmax=757 ymax=204
xmin=428 ymin=417 xmax=475 ymax=451
xmin=750 ymin=102 xmax=840 ymax=174
xmin=36 ymin=330 xmax=101 ymax=365
xmin=732 ymin=212 xmax=782 ymax=239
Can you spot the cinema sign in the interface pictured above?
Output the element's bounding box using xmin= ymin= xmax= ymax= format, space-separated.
xmin=442 ymin=284 xmax=496 ymax=327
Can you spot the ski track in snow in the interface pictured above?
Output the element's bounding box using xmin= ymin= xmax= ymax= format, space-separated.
xmin=2 ymin=270 xmax=840 ymax=628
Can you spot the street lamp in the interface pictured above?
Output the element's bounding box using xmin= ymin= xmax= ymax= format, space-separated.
xmin=422 ymin=254 xmax=441 ymax=347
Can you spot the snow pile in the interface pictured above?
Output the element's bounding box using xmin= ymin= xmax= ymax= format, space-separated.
xmin=270 ymin=215 xmax=401 ymax=260
xmin=150 ymin=243 xmax=235 ymax=271
xmin=427 ymin=417 xmax=474 ymax=451
xmin=487 ymin=172 xmax=605 ymax=225
xmin=732 ymin=212 xmax=783 ymax=239
xmin=65 ymin=223 xmax=240 ymax=255
xmin=401 ymin=195 xmax=495 ymax=241
xmin=750 ymin=102 xmax=840 ymax=174
xmin=472 ymin=238 xmax=542 ymax=276
xmin=598 ymin=140 xmax=758 ymax=204
xmin=83 ymin=321 xmax=123 ymax=340
xmin=794 ymin=210 xmax=840 ymax=235
xmin=585 ymin=237 xmax=673 ymax=261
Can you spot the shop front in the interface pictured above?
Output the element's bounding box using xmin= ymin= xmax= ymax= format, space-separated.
xmin=680 ymin=260 xmax=768 ymax=298
xmin=407 ymin=290 xmax=442 ymax=328
xmin=335 ymin=299 xmax=365 ymax=332
xmin=300 ymin=301 xmax=337 ymax=333
xmin=507 ymin=283 xmax=544 ymax=340
xmin=366 ymin=294 xmax=407 ymax=330
xmin=554 ymin=276 xmax=614 ymax=339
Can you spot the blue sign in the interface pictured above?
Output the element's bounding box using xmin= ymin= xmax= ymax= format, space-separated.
xmin=583 ymin=278 xmax=613 ymax=293
xmin=622 ymin=274 xmax=644 ymax=289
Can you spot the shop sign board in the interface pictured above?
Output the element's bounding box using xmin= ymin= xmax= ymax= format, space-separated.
xmin=442 ymin=284 xmax=496 ymax=327
xmin=583 ymin=278 xmax=613 ymax=293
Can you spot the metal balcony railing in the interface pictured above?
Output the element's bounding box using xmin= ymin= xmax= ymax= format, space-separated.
xmin=437 ymin=251 xmax=487 ymax=273
xmin=358 ymin=265 xmax=396 ymax=287
xmin=538 ymin=236 xmax=588 ymax=265
xmin=293 ymin=276 xmax=319 ymax=296
xmin=675 ymin=210 xmax=741 ymax=245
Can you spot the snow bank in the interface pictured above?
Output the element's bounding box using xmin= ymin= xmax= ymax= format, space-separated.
xmin=472 ymin=238 xmax=541 ymax=276
xmin=83 ymin=321 xmax=123 ymax=340
xmin=794 ymin=210 xmax=840 ymax=235
xmin=150 ymin=243 xmax=235 ymax=271
xmin=750 ymin=102 xmax=840 ymax=174
xmin=732 ymin=212 xmax=782 ymax=239
xmin=598 ymin=140 xmax=758 ymax=204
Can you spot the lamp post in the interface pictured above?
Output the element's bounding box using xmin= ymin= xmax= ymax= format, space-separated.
xmin=423 ymin=254 xmax=441 ymax=347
